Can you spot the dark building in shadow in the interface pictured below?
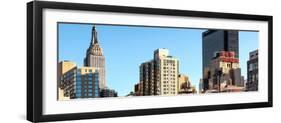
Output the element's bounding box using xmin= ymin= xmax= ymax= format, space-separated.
xmin=246 ymin=50 xmax=258 ymax=91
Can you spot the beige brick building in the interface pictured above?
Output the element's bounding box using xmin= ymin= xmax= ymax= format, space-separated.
xmin=139 ymin=48 xmax=179 ymax=96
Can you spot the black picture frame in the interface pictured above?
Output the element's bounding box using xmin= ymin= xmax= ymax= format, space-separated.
xmin=27 ymin=1 xmax=273 ymax=122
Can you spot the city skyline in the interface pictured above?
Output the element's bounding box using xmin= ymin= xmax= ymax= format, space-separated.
xmin=58 ymin=23 xmax=258 ymax=96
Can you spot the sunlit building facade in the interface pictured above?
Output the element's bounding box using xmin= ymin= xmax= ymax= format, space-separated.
xmin=57 ymin=61 xmax=75 ymax=100
xmin=139 ymin=48 xmax=179 ymax=96
xmin=202 ymin=51 xmax=244 ymax=93
xmin=58 ymin=61 xmax=100 ymax=100
xmin=178 ymin=74 xmax=197 ymax=94
xmin=84 ymin=26 xmax=106 ymax=89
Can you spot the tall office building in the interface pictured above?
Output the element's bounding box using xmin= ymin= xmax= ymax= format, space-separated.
xmin=139 ymin=48 xmax=179 ymax=96
xmin=202 ymin=30 xmax=239 ymax=75
xmin=84 ymin=26 xmax=106 ymax=89
xmin=58 ymin=61 xmax=100 ymax=99
xmin=246 ymin=50 xmax=258 ymax=91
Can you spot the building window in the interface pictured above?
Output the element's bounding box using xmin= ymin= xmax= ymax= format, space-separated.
xmin=76 ymin=93 xmax=81 ymax=97
xmin=76 ymin=81 xmax=81 ymax=85
xmin=76 ymin=89 xmax=81 ymax=93
xmin=76 ymin=85 xmax=81 ymax=89
xmin=249 ymin=64 xmax=254 ymax=71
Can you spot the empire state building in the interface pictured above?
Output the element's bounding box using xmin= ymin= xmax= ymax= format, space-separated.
xmin=84 ymin=26 xmax=106 ymax=89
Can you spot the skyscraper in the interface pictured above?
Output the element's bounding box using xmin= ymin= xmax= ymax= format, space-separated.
xmin=139 ymin=48 xmax=179 ymax=96
xmin=202 ymin=30 xmax=239 ymax=75
xmin=84 ymin=26 xmax=106 ymax=89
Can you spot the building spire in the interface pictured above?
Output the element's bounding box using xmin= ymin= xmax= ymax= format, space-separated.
xmin=91 ymin=25 xmax=98 ymax=45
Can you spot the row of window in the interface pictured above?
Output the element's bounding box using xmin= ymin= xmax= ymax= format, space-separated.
xmin=76 ymin=93 xmax=99 ymax=97
xmin=163 ymin=74 xmax=176 ymax=77
xmin=164 ymin=60 xmax=176 ymax=64
xmin=76 ymin=81 xmax=99 ymax=84
xmin=77 ymin=69 xmax=99 ymax=75
xmin=77 ymin=75 xmax=98 ymax=78
xmin=163 ymin=67 xmax=176 ymax=69
xmin=163 ymin=71 xmax=176 ymax=73
xmin=76 ymin=89 xmax=99 ymax=93
xmin=163 ymin=85 xmax=176 ymax=87
xmin=163 ymin=88 xmax=176 ymax=91
xmin=163 ymin=92 xmax=176 ymax=94
xmin=163 ymin=64 xmax=176 ymax=66
xmin=163 ymin=81 xmax=176 ymax=84
xmin=76 ymin=85 xmax=99 ymax=89
xmin=63 ymin=74 xmax=75 ymax=80
xmin=163 ymin=77 xmax=176 ymax=80
xmin=77 ymin=69 xmax=94 ymax=73
xmin=63 ymin=73 xmax=98 ymax=80
xmin=77 ymin=79 xmax=99 ymax=83
xmin=63 ymin=71 xmax=75 ymax=78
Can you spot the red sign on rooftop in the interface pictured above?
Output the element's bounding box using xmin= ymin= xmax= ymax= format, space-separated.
xmin=218 ymin=51 xmax=239 ymax=63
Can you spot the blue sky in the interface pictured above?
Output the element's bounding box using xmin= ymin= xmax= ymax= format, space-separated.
xmin=58 ymin=23 xmax=258 ymax=96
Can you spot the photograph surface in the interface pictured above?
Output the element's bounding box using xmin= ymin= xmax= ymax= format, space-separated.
xmin=57 ymin=23 xmax=259 ymax=101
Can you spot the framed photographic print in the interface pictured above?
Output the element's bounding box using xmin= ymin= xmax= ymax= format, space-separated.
xmin=27 ymin=1 xmax=273 ymax=122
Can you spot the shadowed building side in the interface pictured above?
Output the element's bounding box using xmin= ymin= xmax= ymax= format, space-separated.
xmin=246 ymin=49 xmax=258 ymax=91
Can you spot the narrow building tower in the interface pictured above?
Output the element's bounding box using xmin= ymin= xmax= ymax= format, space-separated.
xmin=84 ymin=26 xmax=106 ymax=89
